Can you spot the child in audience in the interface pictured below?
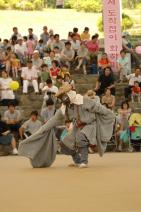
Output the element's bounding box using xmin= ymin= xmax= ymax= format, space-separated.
xmin=117 ymin=101 xmax=131 ymax=131
xmin=131 ymin=81 xmax=141 ymax=102
xmin=39 ymin=64 xmax=50 ymax=90
xmin=117 ymin=101 xmax=132 ymax=151
xmin=43 ymin=51 xmax=52 ymax=68
xmin=10 ymin=53 xmax=20 ymax=78
xmin=27 ymin=35 xmax=35 ymax=60
xmin=50 ymin=60 xmax=60 ymax=82
xmin=64 ymin=72 xmax=75 ymax=90
xmin=59 ymin=64 xmax=70 ymax=79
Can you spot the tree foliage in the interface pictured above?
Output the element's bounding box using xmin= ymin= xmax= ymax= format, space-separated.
xmin=97 ymin=13 xmax=134 ymax=32
xmin=0 ymin=0 xmax=141 ymax=11
xmin=65 ymin=0 xmax=102 ymax=12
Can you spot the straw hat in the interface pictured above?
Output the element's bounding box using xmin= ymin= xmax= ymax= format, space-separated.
xmin=85 ymin=90 xmax=96 ymax=99
xmin=55 ymin=83 xmax=72 ymax=97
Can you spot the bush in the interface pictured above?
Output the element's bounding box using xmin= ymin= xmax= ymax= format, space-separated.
xmin=21 ymin=1 xmax=35 ymax=11
xmin=97 ymin=13 xmax=134 ymax=32
xmin=64 ymin=0 xmax=73 ymax=8
xmin=8 ymin=0 xmax=21 ymax=9
xmin=33 ymin=0 xmax=43 ymax=10
xmin=64 ymin=0 xmax=102 ymax=13
xmin=136 ymin=2 xmax=141 ymax=10
xmin=0 ymin=0 xmax=7 ymax=9
xmin=122 ymin=13 xmax=134 ymax=31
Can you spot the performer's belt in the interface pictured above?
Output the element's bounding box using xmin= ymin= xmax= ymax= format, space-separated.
xmin=76 ymin=122 xmax=86 ymax=128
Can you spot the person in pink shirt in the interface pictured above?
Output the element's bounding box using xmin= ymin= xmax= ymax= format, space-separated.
xmin=86 ymin=34 xmax=99 ymax=62
xmin=26 ymin=35 xmax=35 ymax=60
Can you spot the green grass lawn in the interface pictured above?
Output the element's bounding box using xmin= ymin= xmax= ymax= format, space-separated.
xmin=0 ymin=9 xmax=101 ymax=39
xmin=0 ymin=9 xmax=141 ymax=40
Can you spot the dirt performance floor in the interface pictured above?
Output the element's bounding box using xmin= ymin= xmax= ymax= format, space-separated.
xmin=0 ymin=153 xmax=141 ymax=212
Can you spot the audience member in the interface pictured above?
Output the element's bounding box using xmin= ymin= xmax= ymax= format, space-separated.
xmin=0 ymin=70 xmax=15 ymax=106
xmin=101 ymin=88 xmax=115 ymax=110
xmin=61 ymin=41 xmax=75 ymax=68
xmin=117 ymin=50 xmax=130 ymax=82
xmin=19 ymin=111 xmax=42 ymax=139
xmin=80 ymin=27 xmax=90 ymax=42
xmin=21 ymin=60 xmax=39 ymax=94
xmin=3 ymin=103 xmax=21 ymax=132
xmin=75 ymin=42 xmax=89 ymax=74
xmin=98 ymin=53 xmax=111 ymax=75
xmin=95 ymin=67 xmax=115 ymax=96
xmin=124 ymin=67 xmax=141 ymax=100
xmin=0 ymin=114 xmax=18 ymax=155
xmin=40 ymin=98 xmax=56 ymax=123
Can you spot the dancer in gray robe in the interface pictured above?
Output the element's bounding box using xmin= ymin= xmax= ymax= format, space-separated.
xmin=18 ymin=84 xmax=115 ymax=168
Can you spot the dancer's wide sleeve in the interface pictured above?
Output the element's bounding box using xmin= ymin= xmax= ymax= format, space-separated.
xmin=18 ymin=110 xmax=64 ymax=168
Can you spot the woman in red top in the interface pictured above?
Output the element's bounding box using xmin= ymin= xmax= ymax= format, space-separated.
xmin=50 ymin=60 xmax=60 ymax=82
xmin=98 ymin=53 xmax=111 ymax=75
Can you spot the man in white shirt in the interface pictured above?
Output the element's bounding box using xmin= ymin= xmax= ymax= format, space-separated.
xmin=42 ymin=78 xmax=58 ymax=108
xmin=42 ymin=78 xmax=58 ymax=100
xmin=71 ymin=33 xmax=81 ymax=55
xmin=21 ymin=60 xmax=39 ymax=94
xmin=14 ymin=37 xmax=27 ymax=63
xmin=124 ymin=67 xmax=141 ymax=99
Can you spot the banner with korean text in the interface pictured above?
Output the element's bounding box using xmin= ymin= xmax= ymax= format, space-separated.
xmin=103 ymin=0 xmax=122 ymax=71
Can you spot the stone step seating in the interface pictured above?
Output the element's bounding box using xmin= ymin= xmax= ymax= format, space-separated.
xmin=1 ymin=74 xmax=141 ymax=118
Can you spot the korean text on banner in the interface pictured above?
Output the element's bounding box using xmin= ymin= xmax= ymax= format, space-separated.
xmin=103 ymin=0 xmax=122 ymax=71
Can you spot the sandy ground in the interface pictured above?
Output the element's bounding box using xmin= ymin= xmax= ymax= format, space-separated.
xmin=0 ymin=153 xmax=141 ymax=212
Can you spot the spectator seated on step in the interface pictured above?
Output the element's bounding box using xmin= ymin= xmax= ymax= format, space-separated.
xmin=49 ymin=60 xmax=60 ymax=82
xmin=101 ymin=88 xmax=115 ymax=110
xmin=80 ymin=27 xmax=90 ymax=42
xmin=117 ymin=50 xmax=131 ymax=82
xmin=98 ymin=52 xmax=111 ymax=75
xmin=42 ymin=78 xmax=58 ymax=103
xmin=86 ymin=34 xmax=99 ymax=62
xmin=60 ymin=41 xmax=75 ymax=69
xmin=32 ymin=50 xmax=43 ymax=70
xmin=39 ymin=64 xmax=50 ymax=91
xmin=3 ymin=103 xmax=22 ymax=133
xmin=50 ymin=34 xmax=64 ymax=52
xmin=19 ymin=111 xmax=42 ymax=140
xmin=0 ymin=70 xmax=18 ymax=106
xmin=0 ymin=114 xmax=18 ymax=155
xmin=131 ymin=81 xmax=141 ymax=103
xmin=63 ymin=72 xmax=75 ymax=90
xmin=124 ymin=67 xmax=141 ymax=100
xmin=94 ymin=67 xmax=115 ymax=96
xmin=21 ymin=60 xmax=39 ymax=94
xmin=70 ymin=33 xmax=81 ymax=57
xmin=40 ymin=98 xmax=56 ymax=123
xmin=75 ymin=42 xmax=89 ymax=75
xmin=14 ymin=37 xmax=27 ymax=64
